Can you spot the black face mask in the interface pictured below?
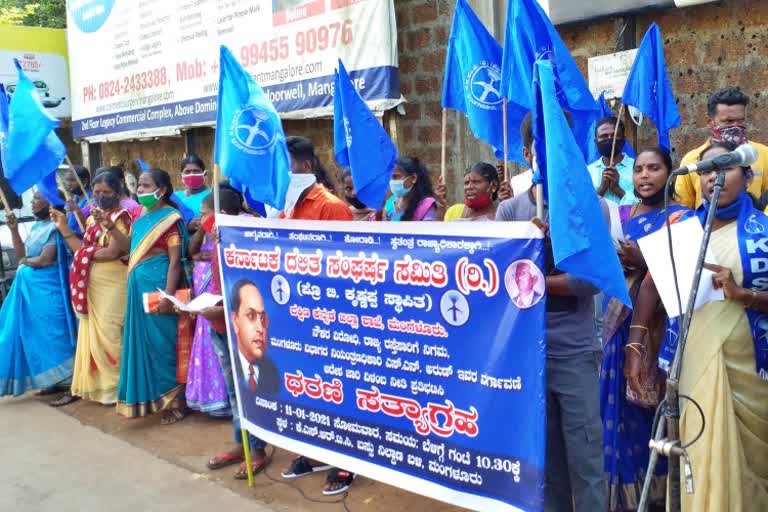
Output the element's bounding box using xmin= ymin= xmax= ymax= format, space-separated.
xmin=634 ymin=185 xmax=668 ymax=206
xmin=95 ymin=195 xmax=120 ymax=210
xmin=345 ymin=196 xmax=367 ymax=210
xmin=33 ymin=207 xmax=50 ymax=220
xmin=596 ymin=139 xmax=624 ymax=159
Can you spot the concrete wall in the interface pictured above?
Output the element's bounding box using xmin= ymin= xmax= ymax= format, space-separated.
xmin=90 ymin=0 xmax=768 ymax=201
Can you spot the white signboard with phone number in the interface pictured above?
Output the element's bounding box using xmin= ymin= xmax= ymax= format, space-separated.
xmin=66 ymin=0 xmax=401 ymax=141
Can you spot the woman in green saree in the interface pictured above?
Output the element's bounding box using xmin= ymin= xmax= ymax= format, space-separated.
xmin=114 ymin=169 xmax=189 ymax=424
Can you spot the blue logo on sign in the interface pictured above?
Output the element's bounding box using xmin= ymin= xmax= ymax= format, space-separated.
xmin=68 ymin=0 xmax=115 ymax=34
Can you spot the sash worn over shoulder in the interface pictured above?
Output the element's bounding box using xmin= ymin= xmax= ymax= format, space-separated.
xmin=659 ymin=193 xmax=768 ymax=380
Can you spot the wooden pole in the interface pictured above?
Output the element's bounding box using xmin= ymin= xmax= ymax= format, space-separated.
xmin=503 ymin=98 xmax=509 ymax=181
xmin=440 ymin=108 xmax=447 ymax=183
xmin=213 ymin=164 xmax=221 ymax=215
xmin=609 ymin=103 xmax=626 ymax=168
xmin=0 ymin=185 xmax=11 ymax=215
xmin=62 ymin=187 xmax=85 ymax=232
xmin=64 ymin=155 xmax=95 ymax=209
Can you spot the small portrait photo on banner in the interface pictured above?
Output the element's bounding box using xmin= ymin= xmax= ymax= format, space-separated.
xmin=229 ymin=278 xmax=281 ymax=396
xmin=505 ymin=259 xmax=545 ymax=310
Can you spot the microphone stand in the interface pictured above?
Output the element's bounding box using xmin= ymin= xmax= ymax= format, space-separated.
xmin=638 ymin=169 xmax=725 ymax=511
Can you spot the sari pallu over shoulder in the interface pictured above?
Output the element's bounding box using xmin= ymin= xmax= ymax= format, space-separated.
xmin=116 ymin=207 xmax=188 ymax=418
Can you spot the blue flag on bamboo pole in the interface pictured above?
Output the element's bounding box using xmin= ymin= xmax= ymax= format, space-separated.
xmin=1 ymin=60 xmax=65 ymax=196
xmin=500 ymin=0 xmax=600 ymax=164
xmin=622 ymin=23 xmax=681 ymax=151
xmin=334 ymin=59 xmax=396 ymax=210
xmin=214 ymin=45 xmax=290 ymax=210
xmin=532 ymin=60 xmax=631 ymax=307
xmin=442 ymin=0 xmax=505 ymax=157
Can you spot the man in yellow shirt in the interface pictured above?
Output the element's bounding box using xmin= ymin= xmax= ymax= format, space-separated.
xmin=676 ymin=87 xmax=768 ymax=208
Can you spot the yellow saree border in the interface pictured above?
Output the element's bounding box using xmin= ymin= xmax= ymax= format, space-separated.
xmin=128 ymin=211 xmax=182 ymax=273
xmin=115 ymin=384 xmax=184 ymax=418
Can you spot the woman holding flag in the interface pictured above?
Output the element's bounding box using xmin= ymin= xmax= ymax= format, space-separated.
xmin=50 ymin=171 xmax=132 ymax=405
xmin=599 ymin=148 xmax=688 ymax=510
xmin=115 ymin=169 xmax=189 ymax=424
xmin=631 ymin=142 xmax=768 ymax=511
xmin=0 ymin=193 xmax=77 ymax=398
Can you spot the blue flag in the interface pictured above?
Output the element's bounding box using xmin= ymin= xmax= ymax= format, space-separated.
xmin=334 ymin=59 xmax=396 ymax=210
xmin=622 ymin=23 xmax=681 ymax=150
xmin=500 ymin=0 xmax=600 ymax=164
xmin=214 ymin=45 xmax=290 ymax=210
xmin=37 ymin=168 xmax=65 ymax=207
xmin=587 ymin=91 xmax=636 ymax=165
xmin=532 ymin=60 xmax=631 ymax=307
xmin=442 ymin=0 xmax=505 ymax=157
xmin=1 ymin=60 xmax=65 ymax=195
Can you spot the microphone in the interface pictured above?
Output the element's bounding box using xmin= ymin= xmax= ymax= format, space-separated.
xmin=673 ymin=144 xmax=759 ymax=175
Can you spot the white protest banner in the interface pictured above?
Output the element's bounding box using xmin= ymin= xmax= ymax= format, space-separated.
xmin=66 ymin=0 xmax=401 ymax=141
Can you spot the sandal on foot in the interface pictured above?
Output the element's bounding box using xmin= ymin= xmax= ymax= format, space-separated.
xmin=234 ymin=457 xmax=270 ymax=480
xmin=49 ymin=392 xmax=80 ymax=407
xmin=323 ymin=469 xmax=355 ymax=496
xmin=280 ymin=456 xmax=332 ymax=479
xmin=207 ymin=452 xmax=244 ymax=470
xmin=37 ymin=385 xmax=67 ymax=396
xmin=160 ymin=408 xmax=189 ymax=425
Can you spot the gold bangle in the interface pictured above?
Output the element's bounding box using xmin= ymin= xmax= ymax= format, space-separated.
xmin=747 ymin=289 xmax=758 ymax=309
xmin=624 ymin=344 xmax=643 ymax=357
xmin=629 ymin=325 xmax=649 ymax=332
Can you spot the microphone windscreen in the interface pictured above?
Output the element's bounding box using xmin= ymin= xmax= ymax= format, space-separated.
xmin=736 ymin=144 xmax=759 ymax=167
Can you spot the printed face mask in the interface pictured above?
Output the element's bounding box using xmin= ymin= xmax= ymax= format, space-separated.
xmin=711 ymin=125 xmax=748 ymax=146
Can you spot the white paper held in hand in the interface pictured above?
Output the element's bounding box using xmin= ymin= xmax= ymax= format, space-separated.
xmin=156 ymin=289 xmax=223 ymax=313
xmin=637 ymin=217 xmax=724 ymax=318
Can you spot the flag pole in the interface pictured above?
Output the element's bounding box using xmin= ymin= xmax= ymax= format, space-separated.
xmin=533 ymin=157 xmax=544 ymax=220
xmin=64 ymin=155 xmax=95 ymax=209
xmin=62 ymin=187 xmax=85 ymax=232
xmin=503 ymin=98 xmax=509 ymax=181
xmin=213 ymin=164 xmax=221 ymax=215
xmin=609 ymin=103 xmax=625 ymax=168
xmin=440 ymin=108 xmax=447 ymax=183
xmin=0 ymin=186 xmax=11 ymax=215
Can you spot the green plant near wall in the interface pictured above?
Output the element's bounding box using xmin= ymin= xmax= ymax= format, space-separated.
xmin=0 ymin=0 xmax=66 ymax=29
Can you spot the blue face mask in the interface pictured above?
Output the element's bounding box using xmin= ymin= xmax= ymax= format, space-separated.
xmin=389 ymin=178 xmax=412 ymax=198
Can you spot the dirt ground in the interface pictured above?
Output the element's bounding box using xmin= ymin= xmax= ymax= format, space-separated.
xmin=41 ymin=394 xmax=466 ymax=512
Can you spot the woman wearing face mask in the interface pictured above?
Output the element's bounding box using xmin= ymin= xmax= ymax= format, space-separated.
xmin=599 ymin=148 xmax=689 ymax=511
xmin=341 ymin=169 xmax=378 ymax=221
xmin=117 ymin=169 xmax=190 ymax=424
xmin=439 ymin=162 xmax=500 ymax=222
xmin=172 ymin=154 xmax=211 ymax=230
xmin=49 ymin=172 xmax=133 ymax=406
xmin=184 ymin=194 xmax=231 ymax=418
xmin=0 ymin=193 xmax=77 ymax=399
xmin=384 ymin=157 xmax=437 ymax=222
xmin=79 ymin=167 xmax=140 ymax=221
xmin=631 ymin=142 xmax=768 ymax=511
